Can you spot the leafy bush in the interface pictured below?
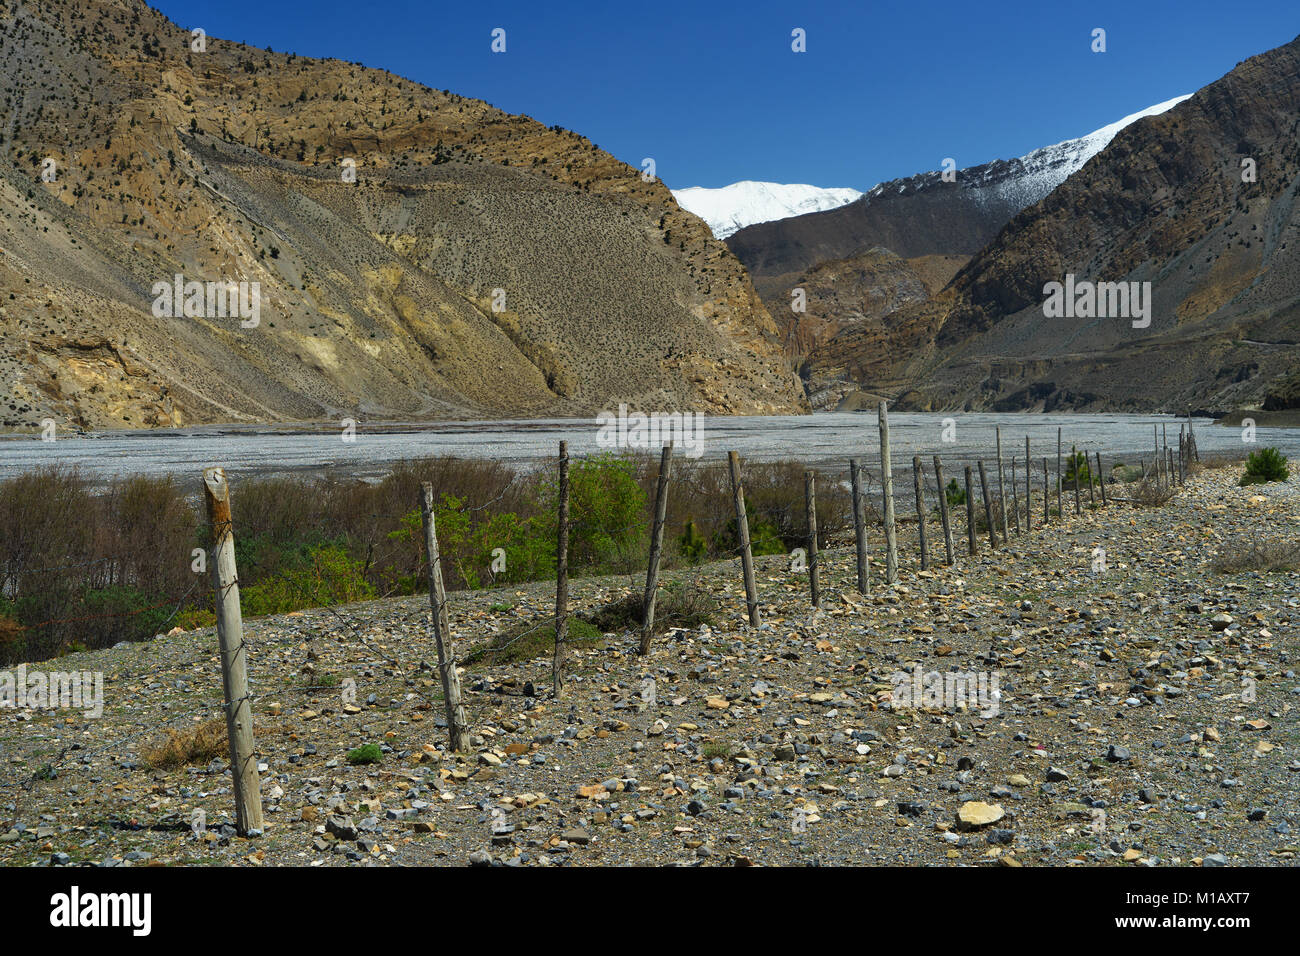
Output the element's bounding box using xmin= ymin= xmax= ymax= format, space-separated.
xmin=78 ymin=586 xmax=176 ymax=644
xmin=346 ymin=743 xmax=383 ymax=765
xmin=545 ymin=454 xmax=648 ymax=573
xmin=945 ymin=478 xmax=966 ymax=508
xmin=1241 ymin=447 xmax=1289 ymax=485
xmin=241 ymin=543 xmax=375 ymax=616
xmin=677 ymin=519 xmax=708 ymax=565
xmin=1063 ymin=452 xmax=1095 ymax=487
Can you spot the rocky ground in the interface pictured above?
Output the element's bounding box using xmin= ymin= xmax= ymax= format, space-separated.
xmin=1 ymin=463 xmax=1297 ymax=867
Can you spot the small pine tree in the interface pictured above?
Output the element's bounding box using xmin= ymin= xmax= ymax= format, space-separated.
xmin=1241 ymin=447 xmax=1289 ymax=485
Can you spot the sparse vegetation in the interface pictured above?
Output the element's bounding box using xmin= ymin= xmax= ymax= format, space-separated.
xmin=346 ymin=743 xmax=383 ymax=765
xmin=1240 ymin=447 xmax=1289 ymax=485
xmin=1211 ymin=536 xmax=1300 ymax=573
xmin=140 ymin=719 xmax=228 ymax=770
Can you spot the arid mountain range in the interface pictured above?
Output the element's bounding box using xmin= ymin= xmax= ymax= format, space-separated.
xmin=0 ymin=0 xmax=806 ymax=430
xmin=726 ymin=50 xmax=1300 ymax=414
xmin=3 ymin=0 xmax=1298 ymax=428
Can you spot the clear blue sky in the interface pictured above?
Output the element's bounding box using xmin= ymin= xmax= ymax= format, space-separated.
xmin=152 ymin=0 xmax=1298 ymax=189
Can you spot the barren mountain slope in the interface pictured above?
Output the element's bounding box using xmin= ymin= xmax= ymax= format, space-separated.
xmin=0 ymin=0 xmax=806 ymax=429
xmin=811 ymin=37 xmax=1300 ymax=413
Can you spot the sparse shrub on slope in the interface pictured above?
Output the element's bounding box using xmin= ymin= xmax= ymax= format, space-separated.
xmin=1240 ymin=447 xmax=1288 ymax=485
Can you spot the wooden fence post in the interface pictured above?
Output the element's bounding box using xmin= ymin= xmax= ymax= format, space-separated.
xmin=1096 ymin=451 xmax=1107 ymax=506
xmin=849 ymin=458 xmax=870 ymax=594
xmin=1072 ymin=444 xmax=1082 ymax=515
xmin=1024 ymin=436 xmax=1032 ymax=532
xmin=964 ymin=465 xmax=977 ymax=556
xmin=1154 ymin=425 xmax=1161 ymax=490
xmin=1056 ymin=428 xmax=1063 ymax=521
xmin=977 ymin=460 xmax=997 ymax=549
xmin=1011 ymin=456 xmax=1021 ymax=535
xmin=1087 ymin=453 xmax=1097 ymax=509
xmin=639 ymin=443 xmax=674 ymax=656
xmin=995 ymin=427 xmax=1010 ymax=542
xmin=934 ymin=456 xmax=955 ymax=566
xmin=728 ymin=451 xmax=761 ymax=626
xmin=805 ymin=469 xmax=821 ymax=608
xmin=201 ymin=467 xmax=264 ymax=837
xmin=1042 ymin=457 xmax=1049 ymax=524
xmin=879 ymin=402 xmax=899 ymax=583
xmin=912 ymin=456 xmax=929 ymax=571
xmin=552 ymin=441 xmax=570 ymax=698
xmin=420 ymin=483 xmax=471 ymax=751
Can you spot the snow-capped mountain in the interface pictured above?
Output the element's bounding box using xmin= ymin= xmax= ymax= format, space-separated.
xmin=680 ymin=96 xmax=1191 ymax=247
xmin=672 ymin=181 xmax=862 ymax=239
xmin=897 ymin=94 xmax=1195 ymax=212
xmin=727 ymin=94 xmax=1194 ymax=277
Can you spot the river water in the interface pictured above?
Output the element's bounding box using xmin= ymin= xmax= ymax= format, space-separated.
xmin=0 ymin=412 xmax=1292 ymax=484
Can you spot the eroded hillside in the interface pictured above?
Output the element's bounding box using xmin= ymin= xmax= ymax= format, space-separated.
xmin=0 ymin=0 xmax=806 ymax=429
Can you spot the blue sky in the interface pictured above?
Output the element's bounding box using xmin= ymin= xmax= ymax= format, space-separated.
xmin=152 ymin=0 xmax=1298 ymax=189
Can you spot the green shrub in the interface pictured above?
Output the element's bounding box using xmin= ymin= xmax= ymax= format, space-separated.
xmin=586 ymin=580 xmax=718 ymax=635
xmin=945 ymin=478 xmax=966 ymax=508
xmin=78 ymin=586 xmax=175 ymax=643
xmin=241 ymin=543 xmax=375 ymax=616
xmin=677 ymin=519 xmax=708 ymax=565
xmin=1063 ymin=452 xmax=1094 ymax=487
xmin=464 ymin=616 xmax=604 ymax=667
xmin=1241 ymin=447 xmax=1289 ymax=485
xmin=346 ymin=743 xmax=383 ymax=765
xmin=549 ymin=454 xmax=648 ymax=572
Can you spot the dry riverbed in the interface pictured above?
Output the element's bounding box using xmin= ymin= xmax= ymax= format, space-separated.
xmin=2 ymin=466 xmax=1297 ymax=867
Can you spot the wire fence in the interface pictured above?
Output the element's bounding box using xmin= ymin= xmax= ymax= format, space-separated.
xmin=1 ymin=418 xmax=1199 ymax=834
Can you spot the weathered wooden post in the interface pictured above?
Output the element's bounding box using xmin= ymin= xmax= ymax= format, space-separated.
xmin=552 ymin=441 xmax=571 ymax=698
xmin=201 ymin=467 xmax=264 ymax=837
xmin=805 ymin=469 xmax=821 ymax=608
xmin=1056 ymin=428 xmax=1063 ymax=521
xmin=977 ymin=460 xmax=997 ymax=550
xmin=420 ymin=482 xmax=471 ymax=751
xmin=1154 ymin=424 xmax=1161 ymax=490
xmin=728 ymin=451 xmax=760 ymax=626
xmin=1072 ymin=444 xmax=1082 ymax=515
xmin=995 ymin=427 xmax=1010 ymax=542
xmin=639 ymin=443 xmax=674 ymax=656
xmin=933 ymin=456 xmax=955 ymax=566
xmin=912 ymin=455 xmax=929 ymax=571
xmin=1011 ymin=456 xmax=1021 ymax=534
xmin=1024 ymin=436 xmax=1032 ymax=532
xmin=1087 ymin=452 xmax=1097 ymax=509
xmin=878 ymin=402 xmax=899 ymax=584
xmin=1096 ymin=451 xmax=1107 ymax=506
xmin=1042 ymin=457 xmax=1049 ymax=524
xmin=849 ymin=458 xmax=870 ymax=594
xmin=964 ymin=465 xmax=977 ymax=556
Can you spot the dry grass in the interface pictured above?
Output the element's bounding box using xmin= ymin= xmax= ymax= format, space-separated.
xmin=1130 ymin=478 xmax=1177 ymax=507
xmin=140 ymin=719 xmax=228 ymax=770
xmin=1211 ymin=537 xmax=1300 ymax=573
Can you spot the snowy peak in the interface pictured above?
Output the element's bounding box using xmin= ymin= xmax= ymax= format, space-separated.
xmin=672 ymin=181 xmax=862 ymax=239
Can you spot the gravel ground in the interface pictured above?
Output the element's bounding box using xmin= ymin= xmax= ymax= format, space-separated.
xmin=2 ymin=465 xmax=1297 ymax=867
